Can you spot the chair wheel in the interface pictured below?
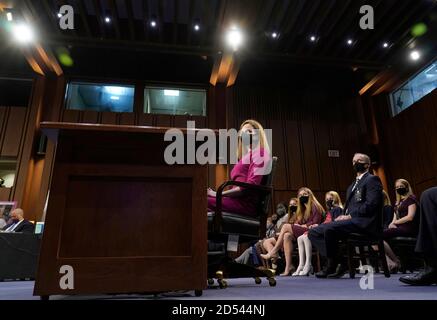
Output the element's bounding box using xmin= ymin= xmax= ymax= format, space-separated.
xmin=207 ymin=278 xmax=214 ymax=286
xmin=194 ymin=290 xmax=203 ymax=297
xmin=268 ymin=278 xmax=276 ymax=287
xmin=254 ymin=277 xmax=262 ymax=284
xmin=218 ymin=279 xmax=228 ymax=289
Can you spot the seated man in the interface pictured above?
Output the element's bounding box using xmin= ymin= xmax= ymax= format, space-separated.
xmin=1 ymin=208 xmax=35 ymax=233
xmin=400 ymin=187 xmax=437 ymax=285
xmin=308 ymin=153 xmax=383 ymax=278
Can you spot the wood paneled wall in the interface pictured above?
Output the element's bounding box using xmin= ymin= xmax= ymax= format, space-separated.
xmin=368 ymin=89 xmax=437 ymax=199
xmin=229 ymin=85 xmax=369 ymax=206
xmin=0 ymin=106 xmax=31 ymax=202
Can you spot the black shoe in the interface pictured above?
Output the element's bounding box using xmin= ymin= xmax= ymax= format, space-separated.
xmin=316 ymin=260 xmax=337 ymax=279
xmin=399 ymin=266 xmax=437 ymax=286
xmin=327 ymin=264 xmax=348 ymax=279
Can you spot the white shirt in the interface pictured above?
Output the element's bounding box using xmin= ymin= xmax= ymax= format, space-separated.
xmin=5 ymin=219 xmax=23 ymax=232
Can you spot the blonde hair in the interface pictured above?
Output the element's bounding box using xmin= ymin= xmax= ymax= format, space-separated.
xmin=237 ymin=119 xmax=270 ymax=160
xmin=382 ymin=190 xmax=391 ymax=206
xmin=290 ymin=187 xmax=324 ymax=223
xmin=395 ymin=179 xmax=414 ymax=205
xmin=325 ymin=191 xmax=344 ymax=209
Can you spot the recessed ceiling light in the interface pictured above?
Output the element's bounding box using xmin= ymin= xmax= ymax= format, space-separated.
xmin=194 ymin=24 xmax=200 ymax=31
xmin=310 ymin=35 xmax=317 ymax=42
xmin=150 ymin=20 xmax=157 ymax=28
xmin=347 ymin=39 xmax=353 ymax=45
xmin=272 ymin=32 xmax=278 ymax=38
xmin=383 ymin=42 xmax=389 ymax=48
xmin=57 ymin=13 xmax=62 ymax=18
xmin=410 ymin=50 xmax=420 ymax=61
xmin=105 ymin=17 xmax=111 ymax=23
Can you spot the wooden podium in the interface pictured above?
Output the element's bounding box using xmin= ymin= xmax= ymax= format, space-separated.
xmin=34 ymin=122 xmax=207 ymax=298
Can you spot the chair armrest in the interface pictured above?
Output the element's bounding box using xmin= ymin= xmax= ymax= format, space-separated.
xmin=212 ymin=180 xmax=272 ymax=234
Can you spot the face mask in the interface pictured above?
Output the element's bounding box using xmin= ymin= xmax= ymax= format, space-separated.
xmin=299 ymin=196 xmax=309 ymax=205
xmin=289 ymin=205 xmax=297 ymax=213
xmin=326 ymin=199 xmax=334 ymax=209
xmin=396 ymin=187 xmax=408 ymax=196
xmin=276 ymin=206 xmax=286 ymax=216
xmin=353 ymin=162 xmax=367 ymax=173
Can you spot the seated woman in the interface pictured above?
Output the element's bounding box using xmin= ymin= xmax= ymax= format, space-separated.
xmin=261 ymin=198 xmax=297 ymax=269
xmin=207 ymin=119 xmax=271 ymax=217
xmin=383 ymin=179 xmax=418 ymax=272
xmin=292 ymin=191 xmax=343 ymax=276
xmin=260 ymin=187 xmax=324 ymax=276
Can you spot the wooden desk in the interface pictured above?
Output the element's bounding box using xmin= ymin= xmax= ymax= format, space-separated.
xmin=34 ymin=122 xmax=207 ymax=298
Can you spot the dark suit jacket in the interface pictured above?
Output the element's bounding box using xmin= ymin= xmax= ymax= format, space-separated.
xmin=2 ymin=219 xmax=35 ymax=234
xmin=344 ymin=172 xmax=383 ymax=235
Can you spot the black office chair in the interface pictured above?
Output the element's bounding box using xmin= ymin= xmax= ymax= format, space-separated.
xmin=207 ymin=157 xmax=278 ymax=288
xmin=344 ymin=199 xmax=390 ymax=279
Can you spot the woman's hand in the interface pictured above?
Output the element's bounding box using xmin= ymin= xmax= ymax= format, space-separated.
xmin=388 ymin=222 xmax=397 ymax=229
xmin=207 ymin=188 xmax=217 ymax=197
xmin=309 ymin=224 xmax=319 ymax=229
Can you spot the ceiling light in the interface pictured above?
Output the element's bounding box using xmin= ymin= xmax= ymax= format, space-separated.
xmin=226 ymin=27 xmax=243 ymax=51
xmin=12 ymin=24 xmax=35 ymax=44
xmin=272 ymin=32 xmax=278 ymax=38
xmin=110 ymin=96 xmax=120 ymax=100
xmin=57 ymin=13 xmax=62 ymax=18
xmin=150 ymin=20 xmax=157 ymax=28
xmin=105 ymin=17 xmax=111 ymax=23
xmin=383 ymin=42 xmax=389 ymax=48
xmin=410 ymin=50 xmax=420 ymax=61
xmin=194 ymin=24 xmax=200 ymax=31
xmin=310 ymin=35 xmax=317 ymax=42
xmin=347 ymin=39 xmax=353 ymax=45
xmin=6 ymin=12 xmax=13 ymax=21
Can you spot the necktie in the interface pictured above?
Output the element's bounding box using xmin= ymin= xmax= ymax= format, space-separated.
xmin=5 ymin=223 xmax=17 ymax=232
xmin=352 ymin=178 xmax=360 ymax=192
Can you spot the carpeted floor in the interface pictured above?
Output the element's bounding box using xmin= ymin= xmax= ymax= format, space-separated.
xmin=1 ymin=274 xmax=436 ymax=300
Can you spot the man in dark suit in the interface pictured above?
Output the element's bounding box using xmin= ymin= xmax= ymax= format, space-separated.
xmin=1 ymin=208 xmax=35 ymax=233
xmin=400 ymin=187 xmax=437 ymax=285
xmin=308 ymin=153 xmax=383 ymax=278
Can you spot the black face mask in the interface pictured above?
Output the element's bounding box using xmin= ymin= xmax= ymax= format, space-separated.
xmin=289 ymin=205 xmax=297 ymax=213
xmin=326 ymin=199 xmax=334 ymax=209
xmin=396 ymin=187 xmax=408 ymax=196
xmin=353 ymin=162 xmax=367 ymax=173
xmin=299 ymin=196 xmax=309 ymax=205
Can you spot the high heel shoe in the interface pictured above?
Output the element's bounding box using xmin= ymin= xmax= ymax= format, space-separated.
xmin=280 ymin=266 xmax=296 ymax=277
xmin=299 ymin=265 xmax=313 ymax=276
xmin=292 ymin=265 xmax=304 ymax=276
xmin=260 ymin=251 xmax=278 ymax=260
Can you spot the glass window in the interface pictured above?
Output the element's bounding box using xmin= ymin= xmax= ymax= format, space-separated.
xmin=65 ymin=82 xmax=134 ymax=112
xmin=144 ymin=87 xmax=206 ymax=116
xmin=391 ymin=60 xmax=437 ymax=116
xmin=0 ymin=158 xmax=17 ymax=188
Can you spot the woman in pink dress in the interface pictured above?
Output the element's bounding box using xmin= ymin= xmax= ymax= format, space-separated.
xmin=207 ymin=119 xmax=271 ymax=217
xmin=260 ymin=187 xmax=324 ymax=275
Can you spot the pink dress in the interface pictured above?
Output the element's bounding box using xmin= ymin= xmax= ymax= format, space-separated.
xmin=208 ymin=148 xmax=270 ymax=217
